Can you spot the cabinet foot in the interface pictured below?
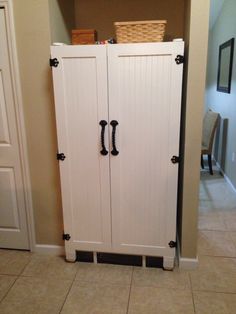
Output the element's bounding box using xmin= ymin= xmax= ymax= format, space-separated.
xmin=65 ymin=250 xmax=76 ymax=262
xmin=142 ymin=255 xmax=146 ymax=268
xmin=163 ymin=256 xmax=175 ymax=270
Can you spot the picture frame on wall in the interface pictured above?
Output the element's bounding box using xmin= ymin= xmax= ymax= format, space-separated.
xmin=217 ymin=38 xmax=234 ymax=94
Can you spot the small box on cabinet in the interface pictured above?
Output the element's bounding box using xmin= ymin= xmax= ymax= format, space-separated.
xmin=72 ymin=29 xmax=96 ymax=45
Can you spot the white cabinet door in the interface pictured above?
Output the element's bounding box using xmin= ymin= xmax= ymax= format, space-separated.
xmin=0 ymin=8 xmax=29 ymax=249
xmin=51 ymin=45 xmax=111 ymax=260
xmin=108 ymin=43 xmax=184 ymax=259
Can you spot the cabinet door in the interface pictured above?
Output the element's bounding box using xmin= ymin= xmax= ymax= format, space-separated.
xmin=108 ymin=42 xmax=184 ymax=258
xmin=51 ymin=45 xmax=111 ymax=259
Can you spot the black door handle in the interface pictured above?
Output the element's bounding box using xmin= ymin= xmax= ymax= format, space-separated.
xmin=110 ymin=120 xmax=119 ymax=156
xmin=99 ymin=120 xmax=108 ymax=155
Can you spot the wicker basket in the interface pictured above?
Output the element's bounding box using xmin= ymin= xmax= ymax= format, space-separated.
xmin=114 ymin=20 xmax=167 ymax=43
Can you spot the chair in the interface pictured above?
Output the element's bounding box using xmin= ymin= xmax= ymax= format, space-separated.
xmin=201 ymin=110 xmax=219 ymax=175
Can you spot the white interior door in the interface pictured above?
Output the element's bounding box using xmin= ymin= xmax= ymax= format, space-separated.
xmin=108 ymin=42 xmax=184 ymax=258
xmin=0 ymin=8 xmax=29 ymax=249
xmin=51 ymin=45 xmax=111 ymax=260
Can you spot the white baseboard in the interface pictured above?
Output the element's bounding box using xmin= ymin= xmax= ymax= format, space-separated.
xmin=178 ymin=256 xmax=199 ymax=270
xmin=176 ymin=234 xmax=198 ymax=269
xmin=215 ymin=160 xmax=236 ymax=194
xmin=34 ymin=244 xmax=65 ymax=256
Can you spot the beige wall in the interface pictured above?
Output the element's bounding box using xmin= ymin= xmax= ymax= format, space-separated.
xmin=179 ymin=0 xmax=210 ymax=258
xmin=75 ymin=0 xmax=185 ymax=41
xmin=13 ymin=0 xmax=63 ymax=245
xmin=49 ymin=0 xmax=75 ymax=44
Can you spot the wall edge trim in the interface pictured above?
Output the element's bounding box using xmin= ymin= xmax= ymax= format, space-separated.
xmin=215 ymin=160 xmax=236 ymax=194
xmin=176 ymin=231 xmax=198 ymax=269
xmin=178 ymin=256 xmax=199 ymax=269
xmin=34 ymin=244 xmax=65 ymax=256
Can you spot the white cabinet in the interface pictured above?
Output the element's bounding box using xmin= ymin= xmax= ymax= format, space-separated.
xmin=51 ymin=42 xmax=184 ymax=269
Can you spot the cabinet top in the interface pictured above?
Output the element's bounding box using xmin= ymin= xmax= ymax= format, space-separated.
xmin=52 ymin=40 xmax=184 ymax=47
xmin=51 ymin=41 xmax=185 ymax=54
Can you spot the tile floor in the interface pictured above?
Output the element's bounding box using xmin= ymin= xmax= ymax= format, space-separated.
xmin=0 ymin=167 xmax=236 ymax=313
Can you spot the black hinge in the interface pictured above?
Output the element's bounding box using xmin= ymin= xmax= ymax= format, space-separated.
xmin=57 ymin=153 xmax=66 ymax=161
xmin=63 ymin=233 xmax=71 ymax=241
xmin=171 ymin=155 xmax=180 ymax=164
xmin=50 ymin=58 xmax=59 ymax=67
xmin=175 ymin=55 xmax=184 ymax=64
xmin=168 ymin=240 xmax=177 ymax=248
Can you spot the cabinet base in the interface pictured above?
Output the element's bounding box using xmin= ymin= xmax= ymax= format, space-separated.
xmin=163 ymin=256 xmax=175 ymax=270
xmin=65 ymin=250 xmax=175 ymax=269
xmin=65 ymin=250 xmax=76 ymax=262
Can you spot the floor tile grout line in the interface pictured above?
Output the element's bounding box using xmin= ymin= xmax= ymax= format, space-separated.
xmin=58 ymin=263 xmax=78 ymax=314
xmin=191 ymin=288 xmax=236 ymax=295
xmin=0 ymin=272 xmax=22 ymax=277
xmin=126 ymin=266 xmax=134 ymax=314
xmin=197 ymin=254 xmax=236 ymax=260
xmin=188 ymin=273 xmax=196 ymax=314
xmin=0 ymin=252 xmax=32 ymax=278
xmin=229 ymin=232 xmax=236 ymax=254
xmin=0 ymin=275 xmax=18 ymax=305
xmin=223 ymin=217 xmax=232 ymax=233
xmin=200 ymin=252 xmax=236 ymax=258
xmin=0 ymin=252 xmax=32 ymax=305
xmin=18 ymin=253 xmax=34 ymax=276
xmin=199 ymin=229 xmax=235 ymax=233
xmin=198 ymin=253 xmax=236 ymax=259
xmin=58 ymin=279 xmax=75 ymax=314
xmin=129 ymin=284 xmax=197 ymax=291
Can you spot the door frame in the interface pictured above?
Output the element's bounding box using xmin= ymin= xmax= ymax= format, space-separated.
xmin=0 ymin=0 xmax=35 ymax=250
